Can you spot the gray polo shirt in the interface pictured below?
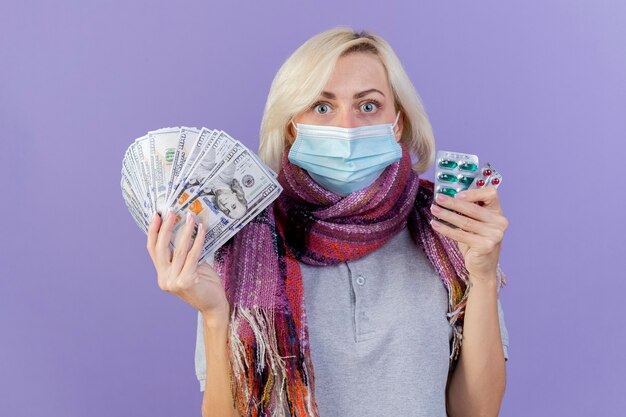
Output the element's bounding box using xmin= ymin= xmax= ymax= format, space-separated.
xmin=195 ymin=226 xmax=509 ymax=416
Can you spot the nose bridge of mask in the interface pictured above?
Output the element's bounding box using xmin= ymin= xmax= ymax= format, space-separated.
xmin=291 ymin=111 xmax=400 ymax=134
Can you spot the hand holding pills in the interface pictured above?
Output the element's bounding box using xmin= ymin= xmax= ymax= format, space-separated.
xmin=430 ymin=150 xmax=509 ymax=283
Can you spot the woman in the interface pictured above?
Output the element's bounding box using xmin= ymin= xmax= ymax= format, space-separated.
xmin=147 ymin=28 xmax=510 ymax=417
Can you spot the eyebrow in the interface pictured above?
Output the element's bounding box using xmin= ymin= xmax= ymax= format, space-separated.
xmin=320 ymin=89 xmax=385 ymax=99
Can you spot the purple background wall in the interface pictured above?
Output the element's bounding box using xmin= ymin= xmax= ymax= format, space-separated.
xmin=1 ymin=1 xmax=624 ymax=416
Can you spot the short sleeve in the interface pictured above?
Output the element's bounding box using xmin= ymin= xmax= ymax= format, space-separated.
xmin=195 ymin=311 xmax=207 ymax=392
xmin=497 ymin=299 xmax=509 ymax=361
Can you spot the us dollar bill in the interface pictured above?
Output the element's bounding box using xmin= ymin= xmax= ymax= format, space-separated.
xmin=168 ymin=130 xmax=236 ymax=208
xmin=149 ymin=127 xmax=181 ymax=214
xmin=122 ymin=148 xmax=151 ymax=217
xmin=195 ymin=147 xmax=283 ymax=256
xmin=166 ymin=128 xmax=216 ymax=209
xmin=167 ymin=126 xmax=200 ymax=205
xmin=121 ymin=175 xmax=149 ymax=232
xmin=168 ymin=142 xmax=245 ymax=248
xmin=129 ymin=136 xmax=156 ymax=214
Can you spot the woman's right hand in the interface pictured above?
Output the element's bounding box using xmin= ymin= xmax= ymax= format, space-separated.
xmin=146 ymin=209 xmax=230 ymax=328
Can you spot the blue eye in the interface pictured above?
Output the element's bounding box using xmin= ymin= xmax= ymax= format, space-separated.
xmin=361 ymin=101 xmax=378 ymax=113
xmin=314 ymin=103 xmax=330 ymax=114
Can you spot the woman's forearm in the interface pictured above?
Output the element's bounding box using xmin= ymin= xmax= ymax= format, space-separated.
xmin=201 ymin=314 xmax=241 ymax=417
xmin=446 ymin=276 xmax=506 ymax=417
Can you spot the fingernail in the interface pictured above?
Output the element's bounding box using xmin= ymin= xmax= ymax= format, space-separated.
xmin=430 ymin=204 xmax=442 ymax=214
xmin=456 ymin=192 xmax=467 ymax=199
xmin=430 ymin=219 xmax=440 ymax=228
xmin=150 ymin=212 xmax=157 ymax=223
xmin=435 ymin=193 xmax=447 ymax=202
xmin=186 ymin=212 xmax=193 ymax=225
xmin=166 ymin=208 xmax=173 ymax=221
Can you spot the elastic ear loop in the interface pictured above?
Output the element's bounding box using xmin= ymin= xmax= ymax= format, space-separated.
xmin=288 ymin=120 xmax=299 ymax=145
xmin=392 ymin=111 xmax=401 ymax=137
xmin=392 ymin=111 xmax=401 ymax=129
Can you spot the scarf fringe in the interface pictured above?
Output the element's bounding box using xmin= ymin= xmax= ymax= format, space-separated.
xmin=228 ymin=305 xmax=318 ymax=417
xmin=444 ymin=262 xmax=507 ymax=363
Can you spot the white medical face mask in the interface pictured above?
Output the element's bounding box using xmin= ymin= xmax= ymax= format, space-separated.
xmin=288 ymin=113 xmax=402 ymax=196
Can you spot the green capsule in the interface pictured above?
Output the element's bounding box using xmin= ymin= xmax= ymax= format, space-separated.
xmin=438 ymin=173 xmax=458 ymax=183
xmin=438 ymin=159 xmax=458 ymax=169
xmin=459 ymin=176 xmax=474 ymax=186
xmin=459 ymin=162 xmax=478 ymax=172
xmin=438 ymin=188 xmax=458 ymax=197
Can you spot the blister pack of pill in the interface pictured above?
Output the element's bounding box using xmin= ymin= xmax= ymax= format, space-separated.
xmin=434 ymin=150 xmax=480 ymax=198
xmin=433 ymin=151 xmax=503 ymax=229
xmin=467 ymin=162 xmax=503 ymax=190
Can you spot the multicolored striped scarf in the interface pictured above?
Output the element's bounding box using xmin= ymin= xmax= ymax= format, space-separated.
xmin=214 ymin=145 xmax=506 ymax=417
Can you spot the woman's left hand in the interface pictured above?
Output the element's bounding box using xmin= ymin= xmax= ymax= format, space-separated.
xmin=429 ymin=187 xmax=508 ymax=284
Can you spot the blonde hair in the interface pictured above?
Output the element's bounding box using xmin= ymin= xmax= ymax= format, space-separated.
xmin=258 ymin=27 xmax=436 ymax=174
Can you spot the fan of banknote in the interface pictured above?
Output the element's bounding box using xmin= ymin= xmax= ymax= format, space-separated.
xmin=120 ymin=126 xmax=283 ymax=263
